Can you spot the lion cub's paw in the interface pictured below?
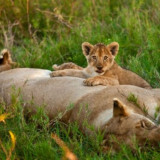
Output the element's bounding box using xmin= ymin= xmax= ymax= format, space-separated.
xmin=83 ymin=77 xmax=104 ymax=86
xmin=52 ymin=64 xmax=59 ymax=70
xmin=50 ymin=71 xmax=65 ymax=77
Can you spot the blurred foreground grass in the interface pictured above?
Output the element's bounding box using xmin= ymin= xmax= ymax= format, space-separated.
xmin=1 ymin=96 xmax=160 ymax=160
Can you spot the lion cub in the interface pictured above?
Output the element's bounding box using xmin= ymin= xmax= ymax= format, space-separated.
xmin=50 ymin=42 xmax=151 ymax=89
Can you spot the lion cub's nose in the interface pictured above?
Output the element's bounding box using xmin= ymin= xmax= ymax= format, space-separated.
xmin=97 ymin=66 xmax=103 ymax=70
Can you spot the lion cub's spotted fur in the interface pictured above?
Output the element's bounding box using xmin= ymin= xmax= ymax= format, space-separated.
xmin=50 ymin=42 xmax=151 ymax=89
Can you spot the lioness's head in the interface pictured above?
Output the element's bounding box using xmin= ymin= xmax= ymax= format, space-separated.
xmin=103 ymin=98 xmax=160 ymax=151
xmin=82 ymin=42 xmax=119 ymax=74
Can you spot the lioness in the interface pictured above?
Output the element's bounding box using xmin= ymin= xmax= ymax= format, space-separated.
xmin=0 ymin=68 xmax=160 ymax=152
xmin=50 ymin=42 xmax=151 ymax=89
xmin=0 ymin=49 xmax=16 ymax=72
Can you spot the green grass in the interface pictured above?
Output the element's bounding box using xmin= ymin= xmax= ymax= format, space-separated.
xmin=0 ymin=0 xmax=160 ymax=159
xmin=1 ymin=100 xmax=160 ymax=160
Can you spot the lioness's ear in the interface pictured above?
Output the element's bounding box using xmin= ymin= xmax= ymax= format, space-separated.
xmin=107 ymin=42 xmax=119 ymax=56
xmin=113 ymin=98 xmax=129 ymax=117
xmin=82 ymin=42 xmax=93 ymax=56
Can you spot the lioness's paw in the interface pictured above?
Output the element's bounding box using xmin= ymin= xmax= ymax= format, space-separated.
xmin=50 ymin=71 xmax=65 ymax=77
xmin=83 ymin=78 xmax=102 ymax=86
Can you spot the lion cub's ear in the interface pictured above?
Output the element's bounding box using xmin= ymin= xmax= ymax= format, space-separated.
xmin=82 ymin=42 xmax=93 ymax=56
xmin=0 ymin=49 xmax=12 ymax=65
xmin=107 ymin=42 xmax=119 ymax=56
xmin=113 ymin=98 xmax=129 ymax=117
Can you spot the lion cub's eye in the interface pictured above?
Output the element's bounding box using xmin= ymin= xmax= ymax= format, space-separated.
xmin=92 ymin=56 xmax=97 ymax=60
xmin=104 ymin=56 xmax=108 ymax=61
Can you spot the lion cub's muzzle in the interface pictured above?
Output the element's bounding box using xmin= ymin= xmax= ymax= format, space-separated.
xmin=96 ymin=66 xmax=104 ymax=73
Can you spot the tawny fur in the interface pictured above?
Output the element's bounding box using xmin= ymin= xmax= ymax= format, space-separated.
xmin=53 ymin=62 xmax=83 ymax=70
xmin=50 ymin=42 xmax=151 ymax=89
xmin=0 ymin=68 xmax=160 ymax=152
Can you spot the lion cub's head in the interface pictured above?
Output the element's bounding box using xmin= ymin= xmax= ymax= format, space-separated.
xmin=82 ymin=42 xmax=119 ymax=74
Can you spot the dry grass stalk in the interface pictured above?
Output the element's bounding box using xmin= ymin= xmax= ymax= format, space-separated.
xmin=0 ymin=22 xmax=19 ymax=48
xmin=7 ymin=131 xmax=16 ymax=160
xmin=0 ymin=111 xmax=16 ymax=159
xmin=0 ymin=138 xmax=8 ymax=156
xmin=51 ymin=133 xmax=78 ymax=160
xmin=0 ymin=124 xmax=16 ymax=159
xmin=36 ymin=8 xmax=72 ymax=29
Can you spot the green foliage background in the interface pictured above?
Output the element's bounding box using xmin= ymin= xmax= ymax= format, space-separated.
xmin=0 ymin=0 xmax=160 ymax=159
xmin=1 ymin=0 xmax=160 ymax=87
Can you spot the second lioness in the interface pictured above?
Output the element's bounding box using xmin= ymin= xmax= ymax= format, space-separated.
xmin=50 ymin=42 xmax=151 ymax=89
